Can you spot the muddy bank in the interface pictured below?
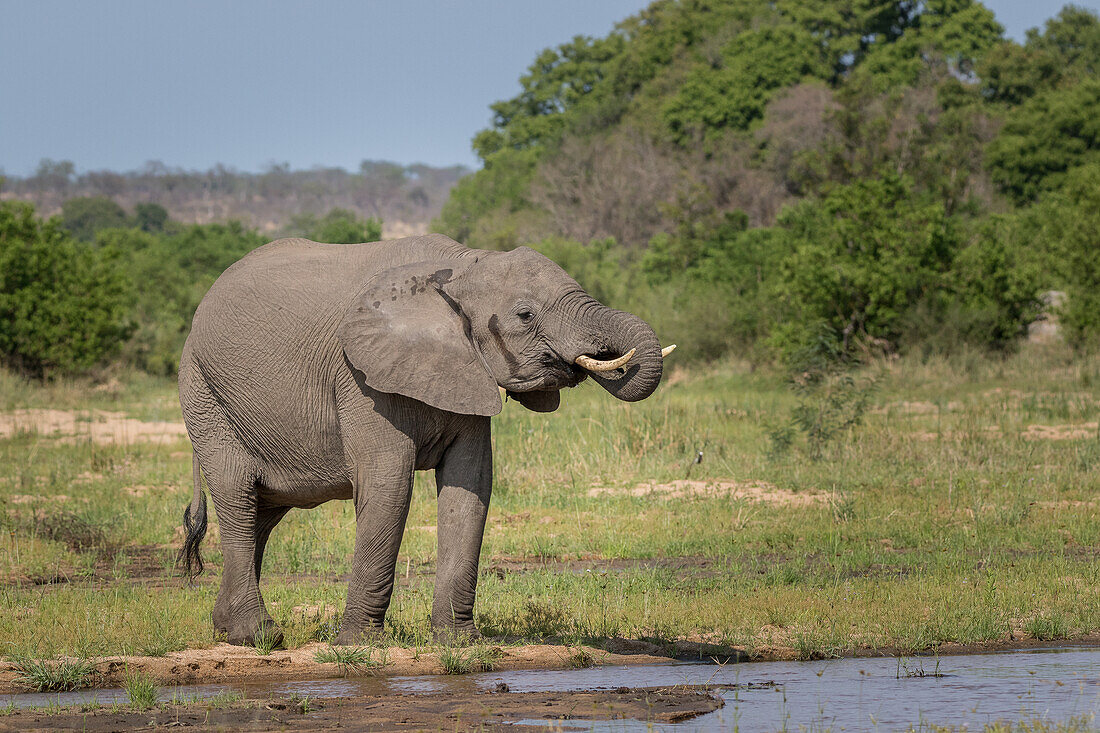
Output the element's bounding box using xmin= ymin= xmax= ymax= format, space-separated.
xmin=0 ymin=642 xmax=673 ymax=696
xmin=0 ymin=685 xmax=724 ymax=732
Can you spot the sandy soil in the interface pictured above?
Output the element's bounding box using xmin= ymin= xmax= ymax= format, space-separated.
xmin=0 ymin=685 xmax=724 ymax=732
xmin=1020 ymin=422 xmax=1098 ymax=440
xmin=0 ymin=409 xmax=187 ymax=445
xmin=871 ymin=399 xmax=962 ymax=414
xmin=912 ymin=423 xmax=1098 ymax=441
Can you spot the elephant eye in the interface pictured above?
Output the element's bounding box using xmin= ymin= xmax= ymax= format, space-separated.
xmin=517 ymin=310 xmax=535 ymax=323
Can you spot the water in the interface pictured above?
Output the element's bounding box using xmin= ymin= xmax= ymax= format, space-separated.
xmin=5 ymin=646 xmax=1097 ymax=731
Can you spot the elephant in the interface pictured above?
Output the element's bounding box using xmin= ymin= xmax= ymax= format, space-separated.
xmin=177 ymin=233 xmax=672 ymax=646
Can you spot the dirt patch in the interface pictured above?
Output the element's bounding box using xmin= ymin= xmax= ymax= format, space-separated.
xmin=913 ymin=422 xmax=1099 ymax=442
xmin=587 ymin=479 xmax=827 ymax=506
xmin=1021 ymin=422 xmax=1098 ymax=440
xmin=912 ymin=426 xmax=1002 ymax=441
xmin=0 ymin=409 xmax=187 ymax=445
xmin=872 ymin=400 xmax=960 ymax=415
xmin=0 ymin=686 xmax=723 ymax=732
xmin=0 ymin=642 xmax=674 ymax=696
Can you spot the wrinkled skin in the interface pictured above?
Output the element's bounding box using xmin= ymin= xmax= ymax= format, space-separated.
xmin=178 ymin=234 xmax=664 ymax=646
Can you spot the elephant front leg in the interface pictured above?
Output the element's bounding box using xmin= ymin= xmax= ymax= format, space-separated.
xmin=335 ymin=459 xmax=414 ymax=645
xmin=433 ymin=418 xmax=493 ymax=642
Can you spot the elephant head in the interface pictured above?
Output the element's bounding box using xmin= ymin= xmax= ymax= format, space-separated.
xmin=337 ymin=246 xmax=672 ymax=416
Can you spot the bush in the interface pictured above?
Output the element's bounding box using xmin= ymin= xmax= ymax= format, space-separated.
xmin=771 ymin=174 xmax=959 ymax=359
xmin=59 ymin=196 xmax=129 ymax=241
xmin=0 ymin=202 xmax=133 ymax=376
xmin=1030 ymin=164 xmax=1100 ymax=347
xmin=101 ymin=221 xmax=265 ymax=374
xmin=134 ymin=202 xmax=169 ymax=233
xmin=985 ymin=78 xmax=1100 ymax=204
xmin=289 ymin=208 xmax=382 ymax=244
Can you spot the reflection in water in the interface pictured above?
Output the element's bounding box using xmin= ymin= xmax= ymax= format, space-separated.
xmin=3 ymin=646 xmax=1097 ymax=731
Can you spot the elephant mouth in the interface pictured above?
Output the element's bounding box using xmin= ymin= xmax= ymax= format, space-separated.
xmin=502 ymin=368 xmax=586 ymax=393
xmin=502 ymin=350 xmax=588 ymax=393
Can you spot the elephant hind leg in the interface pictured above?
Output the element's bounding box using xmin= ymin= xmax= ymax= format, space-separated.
xmin=206 ymin=461 xmax=281 ymax=647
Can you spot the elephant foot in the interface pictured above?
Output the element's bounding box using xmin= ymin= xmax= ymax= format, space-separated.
xmin=432 ymin=624 xmax=483 ymax=646
xmin=217 ymin=619 xmax=284 ymax=649
xmin=334 ymin=621 xmax=385 ymax=646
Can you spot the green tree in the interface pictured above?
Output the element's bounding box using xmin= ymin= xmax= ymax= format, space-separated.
xmin=30 ymin=159 xmax=75 ymax=192
xmin=290 ymin=208 xmax=383 ymax=244
xmin=662 ymin=24 xmax=830 ymax=143
xmin=775 ymin=0 xmax=919 ymax=76
xmin=472 ymin=34 xmax=626 ymax=161
xmin=941 ymin=215 xmax=1044 ymax=349
xmin=60 ymin=196 xmax=129 ymax=241
xmin=134 ymin=202 xmax=169 ymax=233
xmin=772 ymin=175 xmax=959 ymax=355
xmin=101 ymin=221 xmax=266 ymax=374
xmin=1025 ymin=163 xmax=1100 ymax=346
xmin=0 ymin=202 xmax=133 ymax=376
xmin=985 ymin=78 xmax=1100 ymax=204
xmin=858 ymin=0 xmax=1003 ymax=88
xmin=979 ymin=6 xmax=1100 ymax=104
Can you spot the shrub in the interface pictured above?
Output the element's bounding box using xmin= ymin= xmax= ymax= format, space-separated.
xmin=771 ymin=174 xmax=959 ymax=360
xmin=100 ymin=221 xmax=265 ymax=374
xmin=0 ymin=202 xmax=133 ymax=376
xmin=289 ymin=208 xmax=382 ymax=244
xmin=59 ymin=196 xmax=129 ymax=241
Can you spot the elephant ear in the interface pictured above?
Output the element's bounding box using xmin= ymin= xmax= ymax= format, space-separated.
xmin=338 ymin=259 xmax=502 ymax=416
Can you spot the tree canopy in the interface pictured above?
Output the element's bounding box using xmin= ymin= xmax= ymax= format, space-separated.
xmin=434 ymin=0 xmax=1100 ymax=361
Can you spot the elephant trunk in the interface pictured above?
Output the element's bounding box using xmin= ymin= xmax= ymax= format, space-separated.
xmin=578 ymin=304 xmax=664 ymax=403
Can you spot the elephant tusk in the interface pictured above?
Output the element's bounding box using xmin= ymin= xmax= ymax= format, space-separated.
xmin=662 ymin=344 xmax=677 ymax=358
xmin=576 ymin=348 xmax=636 ymax=372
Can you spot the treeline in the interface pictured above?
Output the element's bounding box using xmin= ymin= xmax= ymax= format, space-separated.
xmin=1 ymin=159 xmax=467 ymax=236
xmin=0 ymin=201 xmax=382 ymax=376
xmin=434 ymin=1 xmax=1100 ymax=364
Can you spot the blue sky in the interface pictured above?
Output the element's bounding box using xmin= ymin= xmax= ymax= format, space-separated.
xmin=0 ymin=0 xmax=1091 ymax=176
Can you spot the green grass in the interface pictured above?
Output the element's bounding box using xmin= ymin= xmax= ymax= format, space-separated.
xmin=313 ymin=644 xmax=386 ymax=675
xmin=9 ymin=656 xmax=96 ymax=692
xmin=1023 ymin=613 xmax=1070 ymax=641
xmin=438 ymin=644 xmax=499 ymax=674
xmin=251 ymin=621 xmax=282 ymax=655
xmin=203 ymin=691 xmax=245 ymax=709
xmin=0 ymin=346 xmax=1098 ymax=661
xmin=123 ymin=670 xmax=158 ymax=709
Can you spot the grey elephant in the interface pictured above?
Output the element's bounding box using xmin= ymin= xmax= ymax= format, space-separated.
xmin=178 ymin=233 xmax=672 ymax=646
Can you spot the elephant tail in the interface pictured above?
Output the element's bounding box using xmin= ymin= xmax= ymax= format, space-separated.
xmin=178 ymin=453 xmax=208 ymax=582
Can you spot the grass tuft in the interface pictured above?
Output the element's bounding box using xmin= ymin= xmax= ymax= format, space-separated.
xmin=1024 ymin=614 xmax=1068 ymax=641
xmin=204 ymin=691 xmax=244 ymax=709
xmin=251 ymin=621 xmax=281 ymax=656
xmin=567 ymin=646 xmax=594 ymax=668
xmin=123 ymin=670 xmax=158 ymax=709
xmin=438 ymin=644 xmax=500 ymax=674
xmin=312 ymin=645 xmax=385 ymax=675
xmin=10 ymin=656 xmax=96 ymax=692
